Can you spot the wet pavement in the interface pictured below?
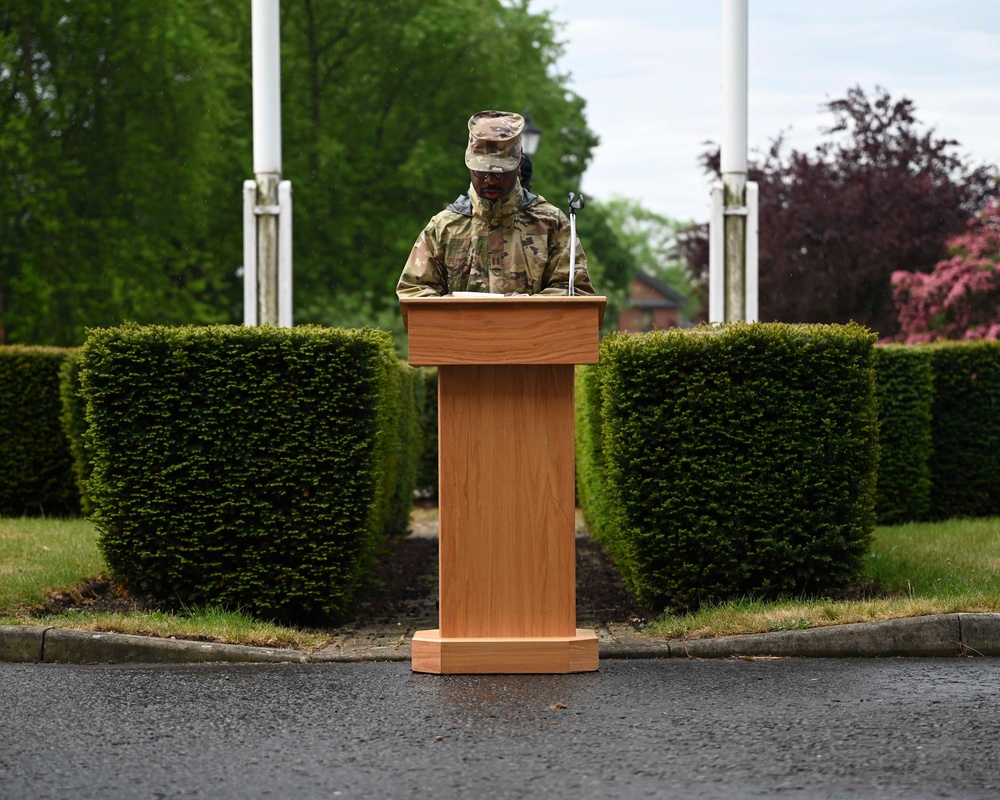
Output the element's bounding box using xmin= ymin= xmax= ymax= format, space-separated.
xmin=3 ymin=657 xmax=999 ymax=799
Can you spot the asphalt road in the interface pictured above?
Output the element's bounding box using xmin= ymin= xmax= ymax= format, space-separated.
xmin=2 ymin=658 xmax=998 ymax=799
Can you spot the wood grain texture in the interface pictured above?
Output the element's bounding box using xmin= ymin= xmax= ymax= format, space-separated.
xmin=405 ymin=298 xmax=602 ymax=673
xmin=411 ymin=629 xmax=599 ymax=674
xmin=438 ymin=364 xmax=577 ymax=639
xmin=401 ymin=296 xmax=606 ymax=366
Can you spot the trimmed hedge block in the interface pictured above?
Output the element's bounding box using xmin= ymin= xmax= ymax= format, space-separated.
xmin=873 ymin=345 xmax=933 ymax=524
xmin=380 ymin=364 xmax=424 ymax=537
xmin=414 ymin=366 xmax=438 ymax=500
xmin=575 ymin=363 xmax=610 ymax=548
xmin=928 ymin=341 xmax=1000 ymax=520
xmin=78 ymin=324 xmax=404 ymax=623
xmin=587 ymin=322 xmax=879 ymax=612
xmin=0 ymin=345 xmax=79 ymax=516
xmin=59 ymin=350 xmax=94 ymax=516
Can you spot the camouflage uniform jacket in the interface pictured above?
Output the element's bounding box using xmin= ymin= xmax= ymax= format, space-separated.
xmin=396 ymin=181 xmax=594 ymax=297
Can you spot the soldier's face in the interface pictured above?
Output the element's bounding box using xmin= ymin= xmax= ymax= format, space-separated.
xmin=471 ymin=164 xmax=520 ymax=202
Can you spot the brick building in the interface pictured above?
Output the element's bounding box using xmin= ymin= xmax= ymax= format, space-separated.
xmin=617 ymin=270 xmax=690 ymax=333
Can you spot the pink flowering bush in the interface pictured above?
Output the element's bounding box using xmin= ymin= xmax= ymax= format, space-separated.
xmin=891 ymin=199 xmax=1000 ymax=343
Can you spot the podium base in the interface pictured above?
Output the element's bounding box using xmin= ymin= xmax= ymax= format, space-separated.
xmin=411 ymin=629 xmax=599 ymax=674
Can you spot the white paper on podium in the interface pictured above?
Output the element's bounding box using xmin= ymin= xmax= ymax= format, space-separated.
xmin=450 ymin=292 xmax=530 ymax=298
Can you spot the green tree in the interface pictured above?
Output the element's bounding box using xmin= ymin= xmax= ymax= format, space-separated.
xmin=2 ymin=1 xmax=601 ymax=344
xmin=575 ymin=201 xmax=641 ymax=332
xmin=277 ymin=0 xmax=600 ymax=326
xmin=593 ymin=197 xmax=700 ymax=319
xmin=1 ymin=0 xmax=245 ymax=345
xmin=683 ymin=86 xmax=998 ymax=337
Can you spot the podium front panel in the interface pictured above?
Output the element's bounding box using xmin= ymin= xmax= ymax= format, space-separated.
xmin=438 ymin=364 xmax=577 ymax=639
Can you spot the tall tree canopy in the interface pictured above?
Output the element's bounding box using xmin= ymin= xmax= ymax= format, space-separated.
xmin=682 ymin=86 xmax=998 ymax=338
xmin=278 ymin=0 xmax=599 ymax=327
xmin=1 ymin=0 xmax=244 ymax=345
xmin=1 ymin=0 xmax=599 ymax=344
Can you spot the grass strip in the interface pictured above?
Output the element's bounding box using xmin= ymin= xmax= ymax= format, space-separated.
xmin=19 ymin=606 xmax=331 ymax=650
xmin=0 ymin=517 xmax=329 ymax=648
xmin=0 ymin=517 xmax=104 ymax=609
xmin=2 ymin=515 xmax=998 ymax=646
xmin=645 ymin=517 xmax=1000 ymax=639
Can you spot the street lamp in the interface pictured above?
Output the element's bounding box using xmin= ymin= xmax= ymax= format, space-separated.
xmin=521 ymin=109 xmax=542 ymax=156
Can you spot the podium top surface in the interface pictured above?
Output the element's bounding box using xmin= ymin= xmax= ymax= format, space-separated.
xmin=400 ymin=295 xmax=607 ymax=366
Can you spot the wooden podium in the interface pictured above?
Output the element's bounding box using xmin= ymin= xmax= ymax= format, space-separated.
xmin=401 ymin=295 xmax=606 ymax=674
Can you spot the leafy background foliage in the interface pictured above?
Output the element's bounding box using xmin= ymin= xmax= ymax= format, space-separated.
xmin=2 ymin=0 xmax=643 ymax=345
xmin=891 ymin=199 xmax=1000 ymax=343
xmin=681 ymin=86 xmax=998 ymax=339
xmin=1 ymin=0 xmax=243 ymax=344
xmin=7 ymin=7 xmax=997 ymax=346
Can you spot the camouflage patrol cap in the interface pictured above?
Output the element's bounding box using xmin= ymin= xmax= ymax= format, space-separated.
xmin=464 ymin=110 xmax=524 ymax=173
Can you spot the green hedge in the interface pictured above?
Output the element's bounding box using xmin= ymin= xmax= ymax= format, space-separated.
xmin=928 ymin=341 xmax=1000 ymax=520
xmin=59 ymin=350 xmax=94 ymax=516
xmin=0 ymin=345 xmax=79 ymax=516
xmin=575 ymin=363 xmax=611 ymax=549
xmin=872 ymin=345 xmax=933 ymax=524
xmin=380 ymin=364 xmax=424 ymax=537
xmin=414 ymin=366 xmax=438 ymax=500
xmin=582 ymin=322 xmax=879 ymax=612
xmin=78 ymin=323 xmax=409 ymax=623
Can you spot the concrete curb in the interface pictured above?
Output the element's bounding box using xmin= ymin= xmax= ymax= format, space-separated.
xmin=664 ymin=614 xmax=964 ymax=659
xmin=611 ymin=613 xmax=1000 ymax=659
xmin=43 ymin=628 xmax=308 ymax=664
xmin=0 ymin=625 xmax=47 ymax=663
xmin=3 ymin=613 xmax=999 ymax=665
xmin=0 ymin=626 xmax=305 ymax=665
xmin=956 ymin=613 xmax=1000 ymax=656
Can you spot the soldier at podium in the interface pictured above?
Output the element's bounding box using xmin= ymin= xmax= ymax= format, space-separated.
xmin=396 ymin=109 xmax=594 ymax=298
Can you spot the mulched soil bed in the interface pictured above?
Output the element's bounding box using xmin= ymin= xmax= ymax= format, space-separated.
xmin=344 ymin=530 xmax=655 ymax=632
xmin=37 ymin=511 xmax=656 ymax=634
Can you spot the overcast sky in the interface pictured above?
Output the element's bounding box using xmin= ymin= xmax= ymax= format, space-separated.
xmin=528 ymin=0 xmax=1000 ymax=223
